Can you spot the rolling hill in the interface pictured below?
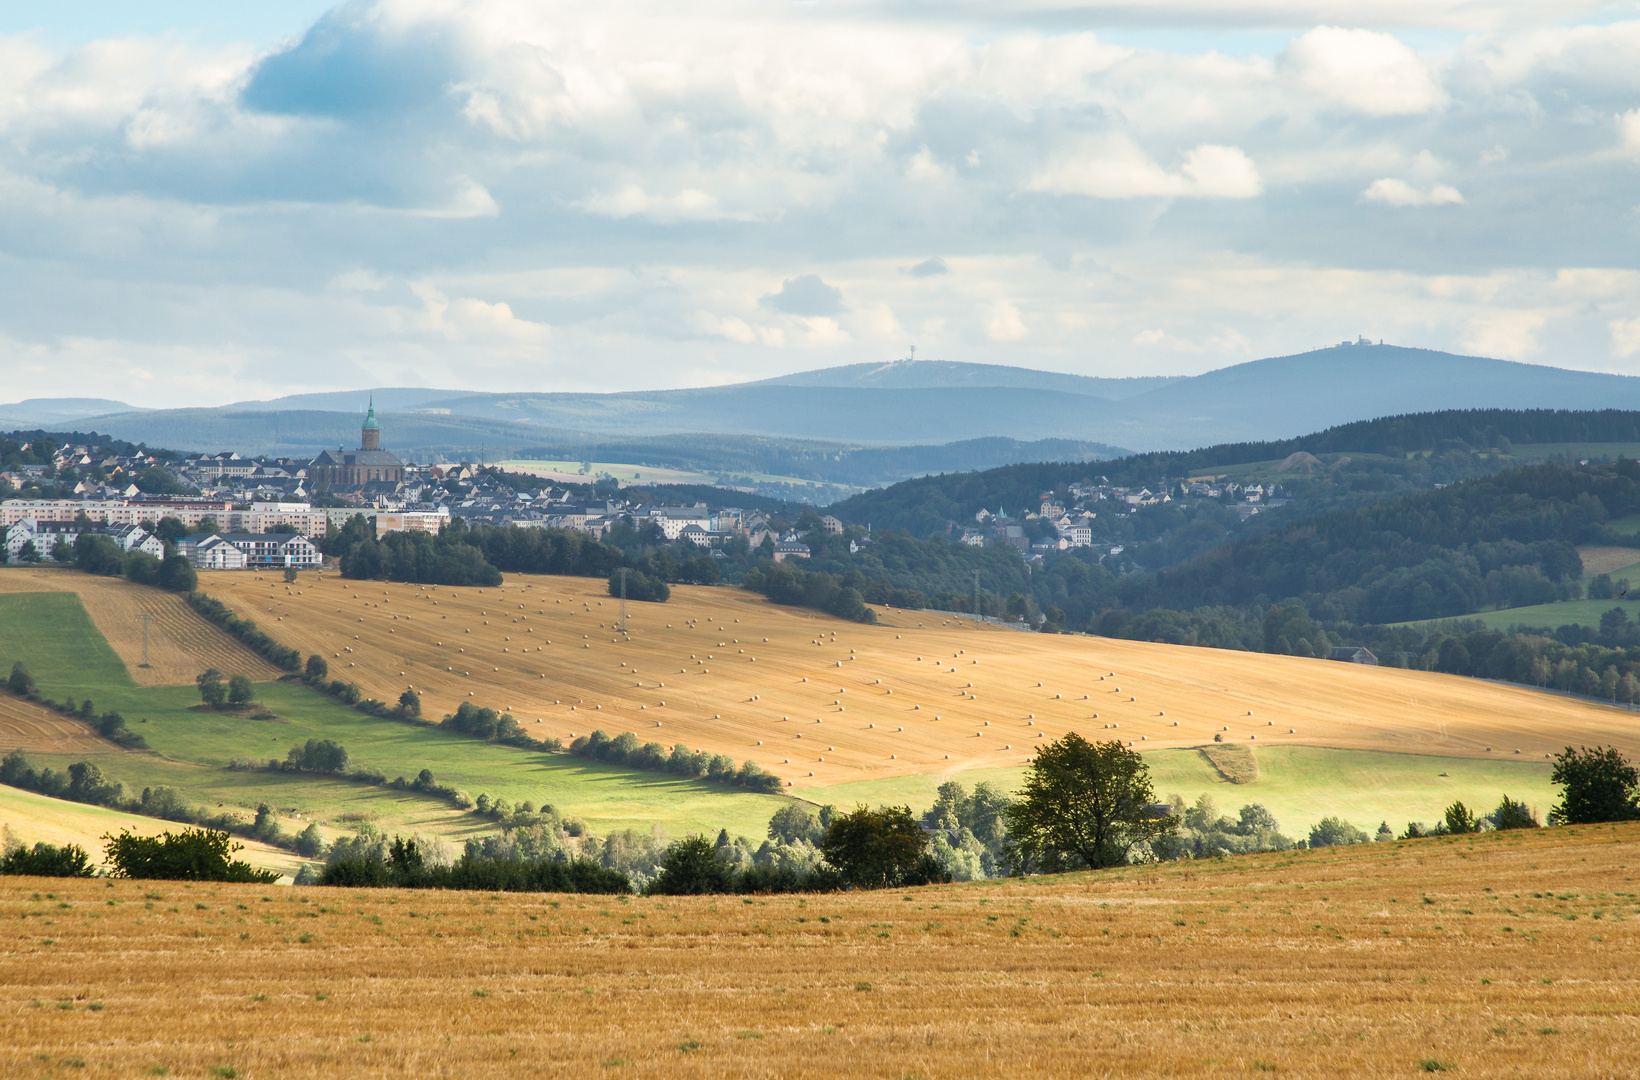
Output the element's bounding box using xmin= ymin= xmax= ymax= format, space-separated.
xmin=17 ymin=345 xmax=1640 ymax=468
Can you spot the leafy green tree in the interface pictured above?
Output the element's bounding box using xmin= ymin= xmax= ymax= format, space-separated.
xmin=195 ymin=668 xmax=226 ymax=707
xmin=124 ymin=550 xmax=162 ymax=585
xmin=226 ymin=674 xmax=255 ymax=706
xmin=396 ymin=688 xmax=421 ymax=718
xmin=74 ymin=533 xmax=127 ymax=576
xmin=1004 ymin=733 xmax=1177 ymax=871
xmin=157 ymin=552 xmax=197 ymax=592
xmin=51 ymin=538 xmax=73 ymax=562
xmin=7 ymin=662 xmax=35 ymax=697
xmin=1308 ymin=817 xmax=1369 ymax=847
xmin=283 ymin=566 xmax=299 ymax=583
xmin=0 ymin=841 xmax=95 ymax=877
xmin=820 ymin=804 xmax=942 ymax=888
xmin=647 ymin=835 xmax=736 ymax=895
xmin=767 ymin=804 xmax=820 ymax=845
xmin=286 ymin=738 xmax=348 ymax=774
xmin=103 ymin=828 xmax=278 ymax=883
xmin=294 ymin=823 xmax=325 ymax=859
xmin=1551 ymin=745 xmax=1640 ymax=824
xmin=304 ymin=654 xmax=328 ymax=683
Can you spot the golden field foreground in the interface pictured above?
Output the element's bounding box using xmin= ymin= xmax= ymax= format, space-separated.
xmin=4 ymin=823 xmax=1638 ymax=1078
xmin=195 ymin=569 xmax=1639 ymax=787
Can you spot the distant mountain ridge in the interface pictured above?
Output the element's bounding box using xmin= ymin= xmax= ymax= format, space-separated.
xmin=11 ymin=344 xmax=1640 ymax=462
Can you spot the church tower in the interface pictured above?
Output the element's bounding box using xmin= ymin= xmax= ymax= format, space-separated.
xmin=361 ymin=396 xmax=381 ymax=451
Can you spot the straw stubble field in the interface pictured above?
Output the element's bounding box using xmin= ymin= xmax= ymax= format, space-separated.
xmin=197 ymin=569 xmax=1640 ymax=791
xmin=5 ymin=823 xmax=1638 ymax=1078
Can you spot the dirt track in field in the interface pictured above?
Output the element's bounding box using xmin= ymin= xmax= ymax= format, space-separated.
xmin=0 ymin=567 xmax=280 ymax=686
xmin=197 ymin=571 xmax=1640 ymax=790
xmin=4 ymin=822 xmax=1637 ymax=1078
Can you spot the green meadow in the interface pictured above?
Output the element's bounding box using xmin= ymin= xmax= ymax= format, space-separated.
xmin=796 ymin=745 xmax=1556 ymax=838
xmin=0 ymin=592 xmax=793 ymax=843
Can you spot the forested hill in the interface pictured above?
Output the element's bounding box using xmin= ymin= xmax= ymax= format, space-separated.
xmin=830 ymin=408 xmax=1640 ymax=535
xmin=1139 ymin=459 xmax=1639 ymax=624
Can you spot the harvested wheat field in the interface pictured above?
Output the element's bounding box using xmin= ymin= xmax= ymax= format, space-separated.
xmin=197 ymin=571 xmax=1640 ymax=788
xmin=4 ymin=823 xmax=1638 ymax=1078
xmin=0 ymin=785 xmax=303 ymax=879
xmin=0 ymin=693 xmax=108 ymax=753
xmin=0 ymin=568 xmax=280 ymax=686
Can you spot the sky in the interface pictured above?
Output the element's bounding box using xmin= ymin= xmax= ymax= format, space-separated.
xmin=3 ymin=1 xmax=1640 ymax=408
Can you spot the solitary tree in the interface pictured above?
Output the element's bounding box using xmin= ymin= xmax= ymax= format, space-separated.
xmin=7 ymin=662 xmax=35 ymax=697
xmin=283 ymin=566 xmax=298 ymax=584
xmin=196 ymin=668 xmax=226 ymax=707
xmin=396 ymin=689 xmax=421 ymax=718
xmin=1004 ymin=733 xmax=1177 ymax=872
xmin=1551 ymin=745 xmax=1640 ymax=823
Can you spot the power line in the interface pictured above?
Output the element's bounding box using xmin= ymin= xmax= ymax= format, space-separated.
xmin=136 ymin=613 xmax=157 ymax=668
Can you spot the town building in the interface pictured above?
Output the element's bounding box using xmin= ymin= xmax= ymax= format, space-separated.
xmin=307 ymin=399 xmax=405 ymax=489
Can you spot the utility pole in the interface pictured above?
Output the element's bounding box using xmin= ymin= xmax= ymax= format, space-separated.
xmin=136 ymin=613 xmax=157 ymax=668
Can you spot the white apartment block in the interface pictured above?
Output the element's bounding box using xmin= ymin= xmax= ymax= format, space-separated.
xmin=375 ymin=508 xmax=450 ymax=536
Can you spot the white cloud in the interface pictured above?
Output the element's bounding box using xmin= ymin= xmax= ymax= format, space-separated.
xmin=1362 ymin=178 xmax=1465 ymax=206
xmin=1029 ymin=139 xmax=1262 ymax=199
xmin=985 ymin=302 xmax=1029 ymax=342
xmin=1281 ymin=27 xmax=1447 ymax=116
xmin=1611 ymin=316 xmax=1640 ymax=358
xmin=1463 ymin=309 xmax=1545 ymax=359
xmin=1 ymin=5 xmax=1640 ymax=405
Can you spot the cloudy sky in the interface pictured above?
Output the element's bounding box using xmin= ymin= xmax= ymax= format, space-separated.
xmin=3 ymin=0 xmax=1640 ymax=407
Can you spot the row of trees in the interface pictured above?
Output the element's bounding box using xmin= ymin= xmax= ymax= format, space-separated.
xmin=567 ymin=730 xmax=784 ymax=793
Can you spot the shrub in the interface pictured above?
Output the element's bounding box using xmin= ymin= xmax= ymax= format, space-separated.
xmin=103 ymin=828 xmax=279 ymax=883
xmin=396 ymin=689 xmax=421 ymax=718
xmin=0 ymin=841 xmax=95 ymax=877
xmin=304 ymin=654 xmax=329 ymax=683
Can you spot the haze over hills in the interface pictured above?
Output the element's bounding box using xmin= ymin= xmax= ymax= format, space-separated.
xmin=11 ymin=344 xmax=1640 ymax=476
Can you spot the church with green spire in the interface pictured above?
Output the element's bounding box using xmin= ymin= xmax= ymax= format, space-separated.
xmin=307 ymin=395 xmax=404 ymax=490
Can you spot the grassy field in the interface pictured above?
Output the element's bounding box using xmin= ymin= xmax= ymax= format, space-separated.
xmin=1411 ymin=598 xmax=1640 ymax=633
xmin=0 ymin=589 xmax=794 ymax=843
xmin=497 ymin=459 xmax=833 ymax=490
xmin=3 ymin=822 xmax=1637 ymax=1077
xmin=797 ymin=746 xmax=1557 ymax=837
xmin=0 ymin=566 xmax=280 ymax=685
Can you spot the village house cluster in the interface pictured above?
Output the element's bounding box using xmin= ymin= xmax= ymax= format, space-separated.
xmin=1 ymin=407 xmax=820 ymax=569
xmin=957 ymin=476 xmax=1293 ymax=559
